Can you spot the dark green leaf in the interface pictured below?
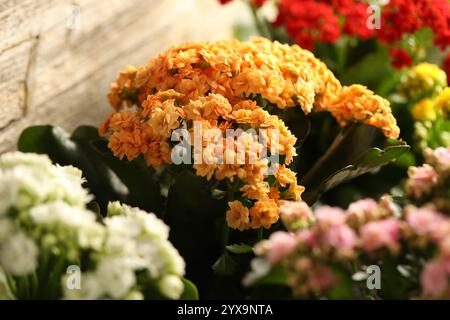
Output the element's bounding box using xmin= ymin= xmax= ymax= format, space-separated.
xmin=212 ymin=252 xmax=237 ymax=276
xmin=226 ymin=243 xmax=253 ymax=254
xmin=164 ymin=170 xmax=226 ymax=295
xmin=301 ymin=124 xmax=410 ymax=205
xmin=180 ymin=278 xmax=199 ymax=300
xmin=250 ymin=264 xmax=289 ymax=288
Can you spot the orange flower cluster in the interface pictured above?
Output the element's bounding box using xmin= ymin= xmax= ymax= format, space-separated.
xmin=100 ymin=88 xmax=303 ymax=230
xmin=100 ymin=38 xmax=400 ymax=230
xmin=107 ymin=37 xmax=399 ymax=139
xmin=325 ymin=85 xmax=400 ymax=139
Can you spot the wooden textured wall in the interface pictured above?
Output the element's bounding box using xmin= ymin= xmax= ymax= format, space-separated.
xmin=0 ymin=0 xmax=246 ymax=152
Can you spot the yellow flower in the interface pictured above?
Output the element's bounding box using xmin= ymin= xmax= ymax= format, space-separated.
xmin=414 ymin=63 xmax=447 ymax=86
xmin=226 ymin=201 xmax=250 ymax=231
xmin=435 ymin=87 xmax=450 ymax=115
xmin=399 ymin=63 xmax=447 ymax=100
xmin=411 ymin=98 xmax=437 ymax=121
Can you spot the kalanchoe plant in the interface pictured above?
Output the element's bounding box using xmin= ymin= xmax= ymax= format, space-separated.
xmin=245 ymin=146 xmax=450 ymax=299
xmin=0 ymin=152 xmax=195 ymax=300
xmin=18 ymin=37 xmax=409 ymax=298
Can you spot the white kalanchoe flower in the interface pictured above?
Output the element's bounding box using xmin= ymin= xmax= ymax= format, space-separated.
xmin=62 ymin=272 xmax=103 ymax=300
xmin=125 ymin=291 xmax=144 ymax=300
xmin=0 ymin=152 xmax=53 ymax=170
xmin=0 ymin=152 xmax=187 ymax=300
xmin=96 ymin=257 xmax=136 ymax=299
xmin=0 ymin=219 xmax=15 ymax=242
xmin=158 ymin=274 xmax=184 ymax=300
xmin=0 ymin=232 xmax=38 ymax=276
xmin=29 ymin=201 xmax=105 ymax=250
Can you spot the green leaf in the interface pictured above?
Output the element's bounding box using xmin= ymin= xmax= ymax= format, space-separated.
xmin=250 ymin=264 xmax=289 ymax=288
xmin=378 ymin=258 xmax=410 ymax=299
xmin=179 ymin=278 xmax=199 ymax=300
xmin=301 ymin=124 xmax=410 ymax=205
xmin=327 ymin=265 xmax=354 ymax=299
xmin=282 ymin=108 xmax=311 ymax=149
xmin=226 ymin=243 xmax=253 ymax=254
xmin=212 ymin=252 xmax=237 ymax=276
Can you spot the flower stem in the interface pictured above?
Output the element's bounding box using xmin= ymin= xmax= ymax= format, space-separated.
xmin=257 ymin=227 xmax=264 ymax=241
xmin=249 ymin=2 xmax=270 ymax=38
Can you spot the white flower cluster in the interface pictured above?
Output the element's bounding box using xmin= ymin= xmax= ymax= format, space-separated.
xmin=63 ymin=202 xmax=186 ymax=300
xmin=0 ymin=152 xmax=185 ymax=300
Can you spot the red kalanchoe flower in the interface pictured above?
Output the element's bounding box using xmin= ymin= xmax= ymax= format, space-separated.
xmin=340 ymin=2 xmax=375 ymax=40
xmin=275 ymin=0 xmax=341 ymax=50
xmin=443 ymin=53 xmax=450 ymax=86
xmin=389 ymin=48 xmax=413 ymax=69
xmin=378 ymin=0 xmax=422 ymax=44
xmin=418 ymin=0 xmax=450 ymax=50
xmin=219 ymin=0 xmax=233 ymax=4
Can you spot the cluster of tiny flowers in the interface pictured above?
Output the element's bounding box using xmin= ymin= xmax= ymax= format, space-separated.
xmin=406 ymin=147 xmax=450 ymax=213
xmin=63 ymin=202 xmax=186 ymax=300
xmin=104 ymin=38 xmax=398 ymax=138
xmin=100 ymin=87 xmax=302 ymax=230
xmin=100 ymin=38 xmax=399 ymax=230
xmin=221 ymin=1 xmax=449 ymax=69
xmin=0 ymin=152 xmax=185 ymax=300
xmin=251 ymin=194 xmax=450 ymax=299
xmin=399 ymin=63 xmax=448 ymax=105
xmin=397 ymin=63 xmax=450 ymax=149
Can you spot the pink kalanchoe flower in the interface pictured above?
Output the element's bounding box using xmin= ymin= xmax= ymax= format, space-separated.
xmin=266 ymin=231 xmax=298 ymax=264
xmin=420 ymin=260 xmax=448 ymax=297
xmin=279 ymin=201 xmax=315 ymax=231
xmin=405 ymin=164 xmax=438 ymax=199
xmin=360 ymin=218 xmax=401 ymax=252
xmin=315 ymin=206 xmax=346 ymax=228
xmin=433 ymin=221 xmax=450 ymax=249
xmin=424 ymin=147 xmax=450 ymax=176
xmin=347 ymin=198 xmax=378 ymax=215
xmin=296 ymin=229 xmax=317 ymax=248
xmin=406 ymin=206 xmax=443 ymax=236
xmin=324 ymin=224 xmax=357 ymax=250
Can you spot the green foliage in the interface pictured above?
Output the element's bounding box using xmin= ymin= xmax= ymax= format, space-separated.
xmin=301 ymin=124 xmax=410 ymax=204
xmin=226 ymin=243 xmax=253 ymax=254
xmin=180 ymin=278 xmax=199 ymax=300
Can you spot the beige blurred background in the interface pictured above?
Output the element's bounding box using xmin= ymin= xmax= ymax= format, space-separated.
xmin=0 ymin=0 xmax=249 ymax=152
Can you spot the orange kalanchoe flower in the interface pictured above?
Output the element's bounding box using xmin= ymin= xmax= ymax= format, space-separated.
xmin=107 ymin=38 xmax=399 ymax=139
xmin=108 ymin=37 xmax=340 ymax=114
xmin=101 ymin=88 xmax=300 ymax=230
xmin=327 ymin=85 xmax=400 ymax=139
xmin=101 ymin=38 xmax=400 ymax=230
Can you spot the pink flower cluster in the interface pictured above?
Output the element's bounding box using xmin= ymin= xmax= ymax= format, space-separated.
xmin=406 ymin=147 xmax=450 ymax=211
xmin=255 ymin=194 xmax=450 ymax=298
xmin=406 ymin=207 xmax=450 ymax=297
